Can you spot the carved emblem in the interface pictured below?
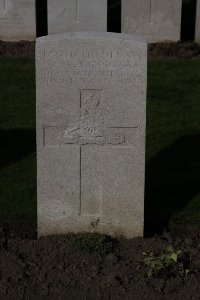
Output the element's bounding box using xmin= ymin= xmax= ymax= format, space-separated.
xmin=60 ymin=90 xmax=125 ymax=146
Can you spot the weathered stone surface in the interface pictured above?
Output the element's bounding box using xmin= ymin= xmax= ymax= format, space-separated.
xmin=195 ymin=0 xmax=200 ymax=43
xmin=48 ymin=0 xmax=107 ymax=34
xmin=36 ymin=32 xmax=147 ymax=238
xmin=122 ymin=0 xmax=182 ymax=43
xmin=0 ymin=0 xmax=36 ymax=41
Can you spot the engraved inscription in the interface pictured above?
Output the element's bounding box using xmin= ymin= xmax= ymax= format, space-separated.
xmin=38 ymin=72 xmax=138 ymax=86
xmin=37 ymin=52 xmax=142 ymax=86
xmin=60 ymin=7 xmax=70 ymax=16
xmin=38 ymin=49 xmax=141 ymax=60
xmin=37 ymin=48 xmax=142 ymax=86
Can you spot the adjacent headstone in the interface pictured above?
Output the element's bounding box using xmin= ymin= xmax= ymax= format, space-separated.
xmin=36 ymin=32 xmax=147 ymax=238
xmin=195 ymin=0 xmax=200 ymax=43
xmin=122 ymin=0 xmax=182 ymax=43
xmin=48 ymin=0 xmax=107 ymax=34
xmin=0 ymin=0 xmax=36 ymax=41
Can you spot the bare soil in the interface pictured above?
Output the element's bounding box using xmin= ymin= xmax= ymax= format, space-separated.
xmin=148 ymin=42 xmax=200 ymax=59
xmin=0 ymin=224 xmax=200 ymax=300
xmin=1 ymin=40 xmax=200 ymax=59
xmin=0 ymin=41 xmax=35 ymax=57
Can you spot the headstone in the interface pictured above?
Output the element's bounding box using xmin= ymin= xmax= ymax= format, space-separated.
xmin=36 ymin=32 xmax=147 ymax=238
xmin=195 ymin=0 xmax=200 ymax=43
xmin=48 ymin=0 xmax=107 ymax=34
xmin=0 ymin=0 xmax=36 ymax=41
xmin=122 ymin=0 xmax=182 ymax=43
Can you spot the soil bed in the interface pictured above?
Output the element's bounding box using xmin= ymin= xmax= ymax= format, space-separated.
xmin=0 ymin=41 xmax=35 ymax=57
xmin=0 ymin=225 xmax=200 ymax=300
xmin=148 ymin=42 xmax=200 ymax=59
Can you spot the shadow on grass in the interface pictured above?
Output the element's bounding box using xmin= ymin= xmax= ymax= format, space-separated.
xmin=144 ymin=134 xmax=200 ymax=237
xmin=0 ymin=129 xmax=36 ymax=169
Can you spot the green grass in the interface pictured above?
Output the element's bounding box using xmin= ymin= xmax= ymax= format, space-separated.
xmin=0 ymin=57 xmax=200 ymax=234
xmin=0 ymin=58 xmax=36 ymax=129
xmin=146 ymin=59 xmax=200 ymax=235
xmin=0 ymin=57 xmax=36 ymax=223
xmin=72 ymin=233 xmax=113 ymax=255
xmin=147 ymin=59 xmax=200 ymax=160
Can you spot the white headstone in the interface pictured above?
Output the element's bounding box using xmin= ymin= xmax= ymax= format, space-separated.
xmin=195 ymin=0 xmax=200 ymax=43
xmin=122 ymin=0 xmax=182 ymax=43
xmin=0 ymin=0 xmax=36 ymax=41
xmin=36 ymin=32 xmax=147 ymax=238
xmin=48 ymin=0 xmax=107 ymax=34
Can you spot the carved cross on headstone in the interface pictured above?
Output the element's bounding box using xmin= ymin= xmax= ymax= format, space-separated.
xmin=44 ymin=89 xmax=138 ymax=217
xmin=149 ymin=0 xmax=153 ymax=23
xmin=75 ymin=0 xmax=80 ymax=23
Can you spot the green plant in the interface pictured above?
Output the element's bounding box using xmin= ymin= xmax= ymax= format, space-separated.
xmin=72 ymin=233 xmax=113 ymax=255
xmin=142 ymin=245 xmax=190 ymax=279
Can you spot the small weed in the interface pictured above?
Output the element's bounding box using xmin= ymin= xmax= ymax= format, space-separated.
xmin=142 ymin=245 xmax=190 ymax=279
xmin=72 ymin=233 xmax=113 ymax=255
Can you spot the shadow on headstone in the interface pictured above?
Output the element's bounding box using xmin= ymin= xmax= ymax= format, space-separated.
xmin=36 ymin=0 xmax=47 ymax=37
xmin=108 ymin=0 xmax=121 ymax=33
xmin=144 ymin=134 xmax=200 ymax=236
xmin=181 ymin=0 xmax=197 ymax=41
xmin=0 ymin=129 xmax=36 ymax=169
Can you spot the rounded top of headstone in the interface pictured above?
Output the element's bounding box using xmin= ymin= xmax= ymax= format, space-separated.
xmin=37 ymin=31 xmax=146 ymax=45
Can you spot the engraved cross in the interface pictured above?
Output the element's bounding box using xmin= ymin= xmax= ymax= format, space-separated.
xmin=61 ymin=89 xmax=137 ymax=215
xmin=44 ymin=89 xmax=138 ymax=217
xmin=76 ymin=0 xmax=80 ymax=23
xmin=149 ymin=0 xmax=153 ymax=23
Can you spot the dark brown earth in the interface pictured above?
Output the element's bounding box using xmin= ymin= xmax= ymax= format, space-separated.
xmin=0 ymin=224 xmax=200 ymax=300
xmin=1 ymin=40 xmax=200 ymax=58
xmin=0 ymin=41 xmax=35 ymax=57
xmin=148 ymin=42 xmax=200 ymax=59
